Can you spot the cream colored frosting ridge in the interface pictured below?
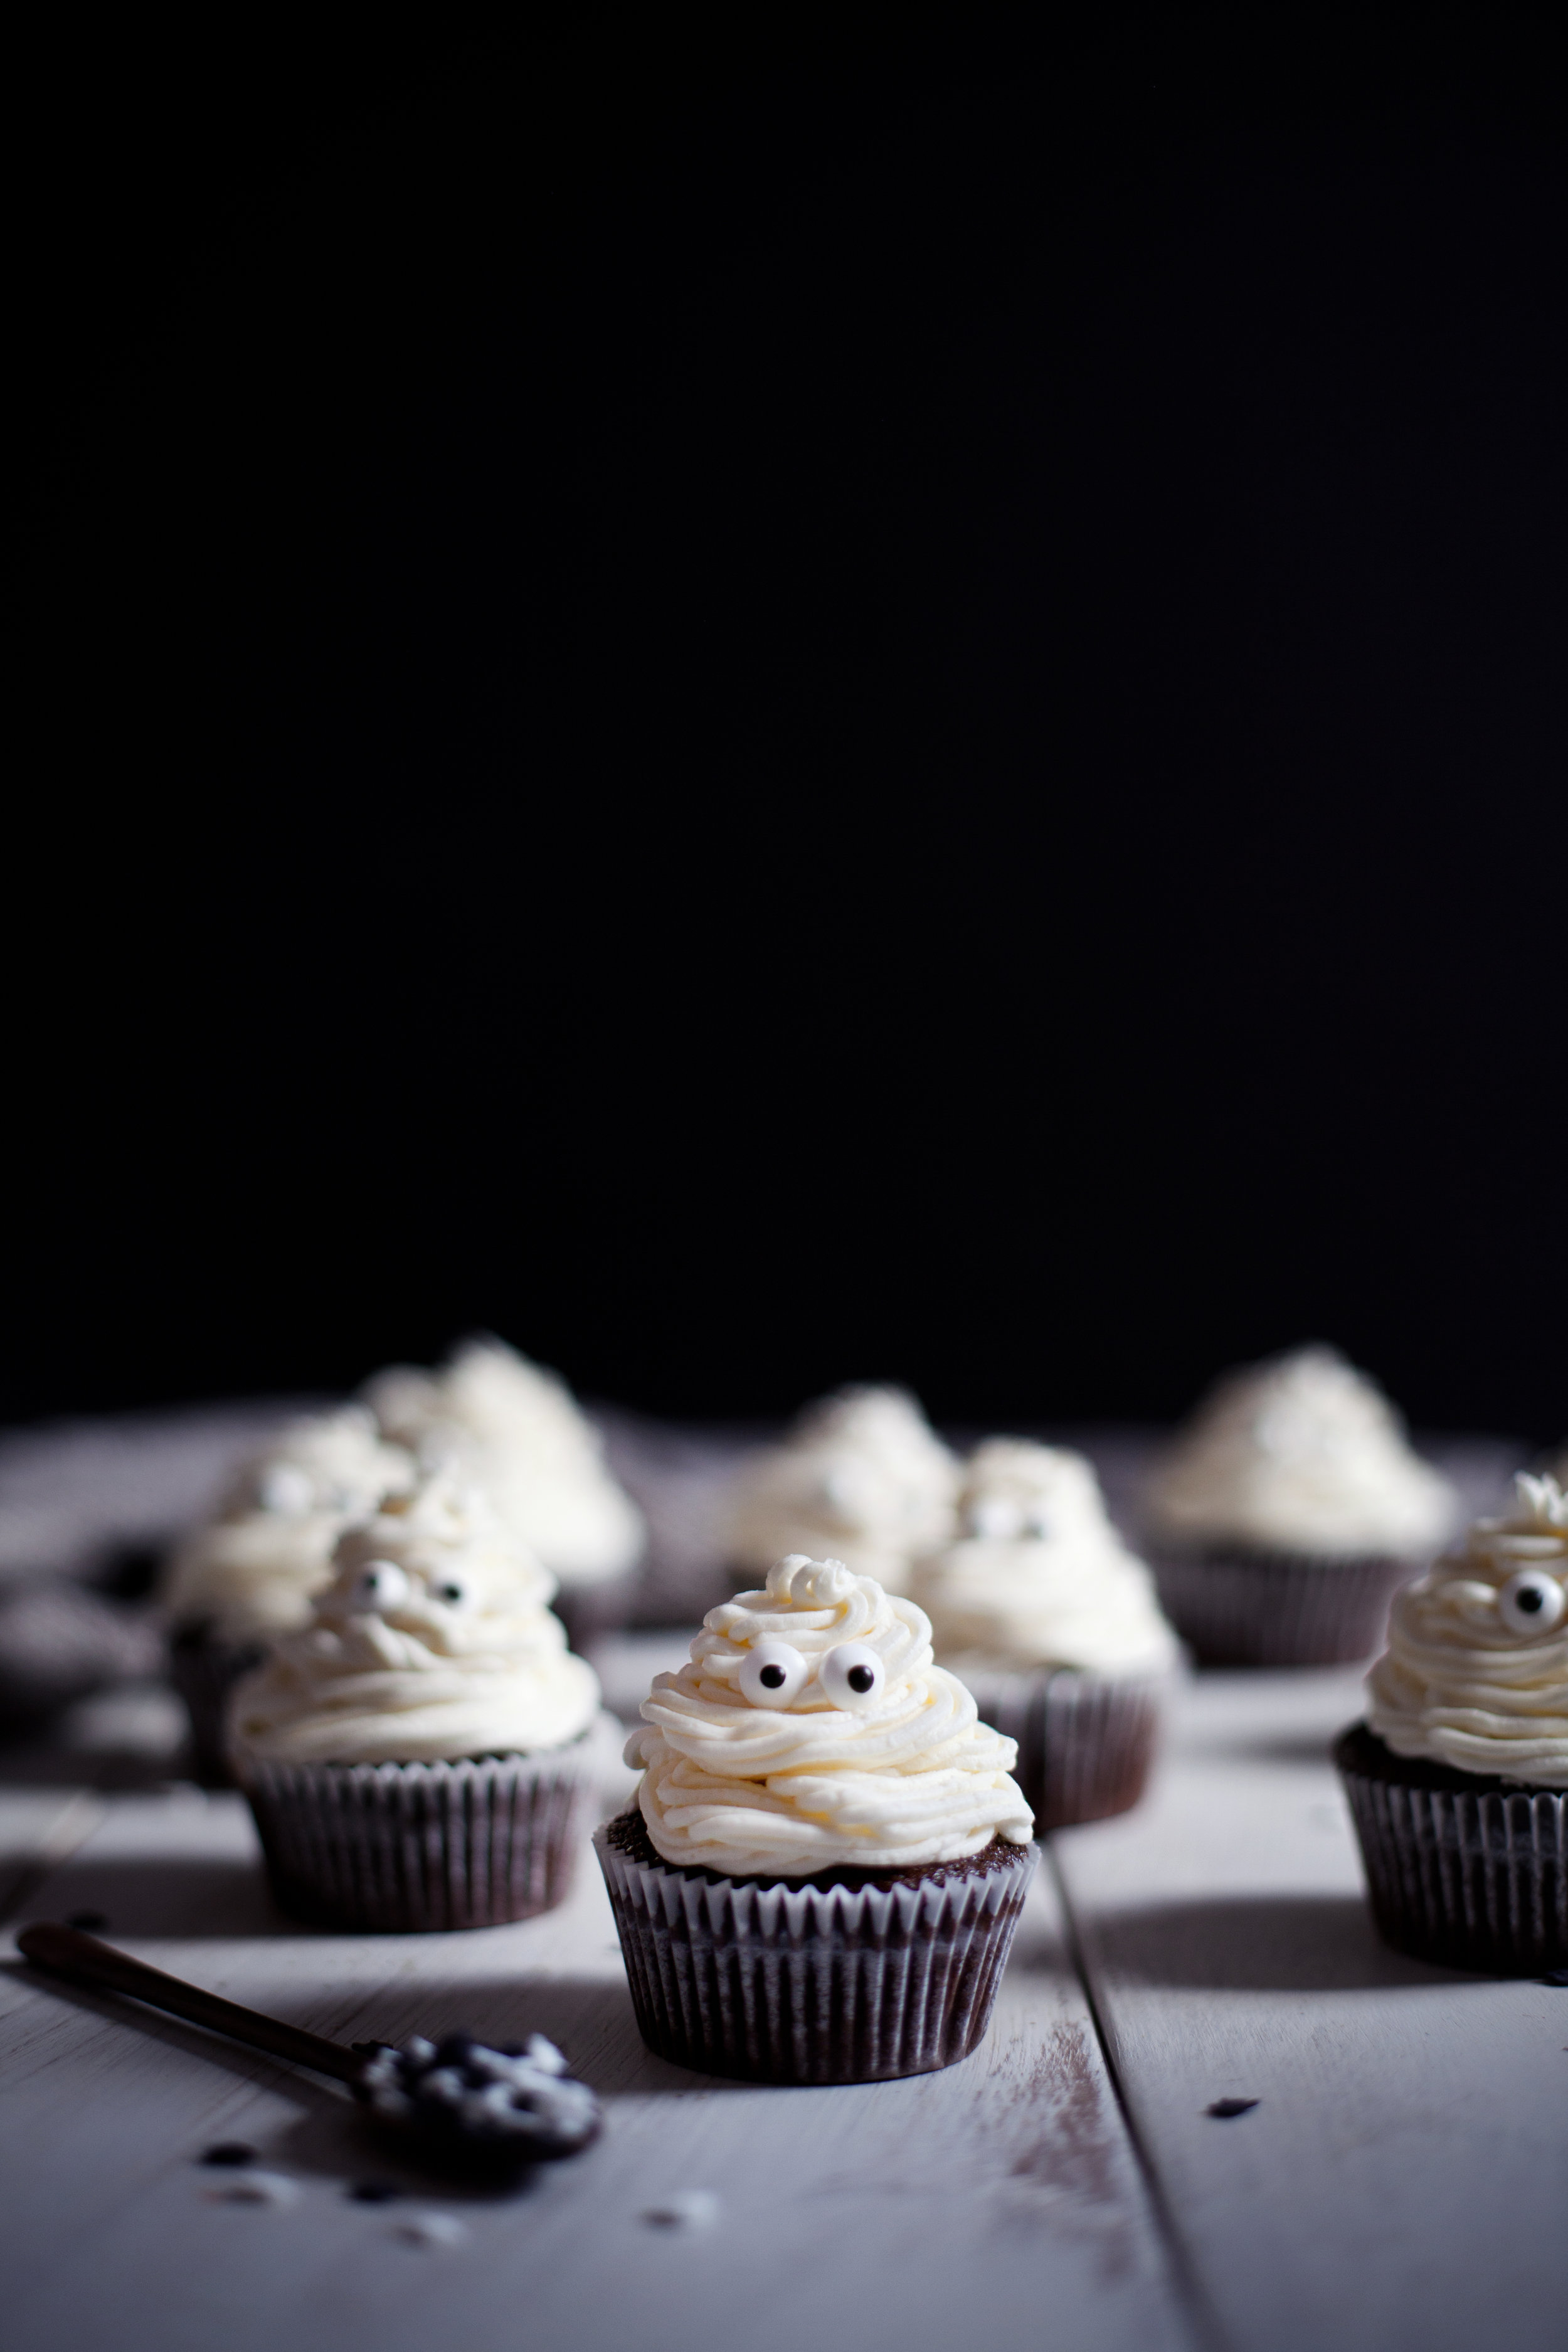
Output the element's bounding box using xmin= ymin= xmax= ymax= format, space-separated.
xmin=914 ymin=1440 xmax=1179 ymax=1677
xmin=1366 ymin=1475 xmax=1568 ymax=1783
xmin=723 ymin=1386 xmax=959 ymax=1596
xmin=228 ymin=1475 xmax=600 ymax=1766
xmin=364 ymin=1337 xmax=644 ymax=1591
xmin=1147 ymin=1345 xmax=1455 ymax=1557
xmin=164 ymin=1407 xmax=416 ymax=1641
xmin=626 ymin=1552 xmax=1033 ymax=1874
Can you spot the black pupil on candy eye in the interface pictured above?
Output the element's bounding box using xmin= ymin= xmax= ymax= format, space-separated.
xmin=847 ymin=1665 xmax=876 ymax=1693
xmin=1518 ymin=1587 xmax=1544 ymax=1614
xmin=759 ymin=1663 xmax=786 ymax=1688
xmin=439 ymin=1584 xmax=463 ymax=1603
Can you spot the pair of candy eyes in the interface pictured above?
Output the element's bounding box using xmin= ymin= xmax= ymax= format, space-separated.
xmin=738 ymin=1640 xmax=885 ymax=1710
xmin=351 ymin=1560 xmax=469 ymax=1613
xmin=1497 ymin=1571 xmax=1567 ymax=1636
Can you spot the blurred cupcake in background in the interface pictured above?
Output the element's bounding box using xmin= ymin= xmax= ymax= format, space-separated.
xmin=1144 ymin=1346 xmax=1456 ymax=1666
xmin=596 ymin=1550 xmax=1036 ymax=2083
xmin=911 ymin=1440 xmax=1179 ymax=1830
xmin=1337 ymin=1473 xmax=1568 ymax=1972
xmin=163 ymin=1406 xmax=416 ymax=1780
xmin=364 ymin=1337 xmax=645 ymax=1650
xmin=723 ymin=1384 xmax=958 ymax=1596
xmin=230 ymin=1471 xmax=608 ymax=1930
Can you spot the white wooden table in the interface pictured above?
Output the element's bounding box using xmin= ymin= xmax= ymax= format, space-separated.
xmin=3 ymin=1659 xmax=1564 ymax=2352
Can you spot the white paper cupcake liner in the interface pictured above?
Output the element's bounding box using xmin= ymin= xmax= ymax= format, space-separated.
xmin=1151 ymin=1546 xmax=1417 ymax=1666
xmin=1335 ymin=1723 xmax=1568 ymax=1973
xmin=594 ymin=1823 xmax=1037 ymax=2083
xmin=240 ymin=1729 xmax=605 ymax=1932
xmin=960 ymin=1666 xmax=1168 ymax=1831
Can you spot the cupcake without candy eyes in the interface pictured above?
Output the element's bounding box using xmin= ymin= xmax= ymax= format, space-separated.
xmin=595 ymin=1552 xmax=1036 ymax=2084
xmin=723 ymin=1385 xmax=959 ymax=1597
xmin=911 ymin=1440 xmax=1179 ymax=1831
xmin=364 ymin=1337 xmax=645 ymax=1648
xmin=1337 ymin=1474 xmax=1568 ymax=1972
xmin=162 ymin=1406 xmax=417 ymax=1781
xmin=228 ymin=1474 xmax=608 ymax=1931
xmin=1144 ymin=1345 xmax=1457 ymax=1665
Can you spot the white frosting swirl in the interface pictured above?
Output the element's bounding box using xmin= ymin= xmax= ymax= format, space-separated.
xmin=913 ymin=1441 xmax=1179 ymax=1677
xmin=163 ymin=1407 xmax=416 ymax=1641
xmin=724 ymin=1387 xmax=958 ymax=1596
xmin=1147 ymin=1345 xmax=1455 ymax=1558
xmin=228 ymin=1475 xmax=600 ymax=1767
xmin=364 ymin=1338 xmax=644 ymax=1592
xmin=1366 ymin=1475 xmax=1568 ymax=1783
xmin=625 ymin=1554 xmax=1033 ymax=1875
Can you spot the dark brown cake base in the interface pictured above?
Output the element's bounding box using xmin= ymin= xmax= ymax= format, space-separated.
xmin=1152 ymin=1546 xmax=1416 ymax=1666
xmin=1335 ymin=1721 xmax=1568 ymax=1973
xmin=595 ymin=1812 xmax=1037 ymax=2085
xmin=960 ymin=1667 xmax=1167 ymax=1831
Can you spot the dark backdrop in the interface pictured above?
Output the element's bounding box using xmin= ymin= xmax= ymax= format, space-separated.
xmin=9 ymin=13 xmax=1567 ymax=1438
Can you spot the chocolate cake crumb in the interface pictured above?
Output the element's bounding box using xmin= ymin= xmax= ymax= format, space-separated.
xmin=605 ymin=1808 xmax=1024 ymax=1892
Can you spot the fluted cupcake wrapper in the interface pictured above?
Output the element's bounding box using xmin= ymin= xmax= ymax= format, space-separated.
xmin=1150 ymin=1545 xmax=1417 ymax=1666
xmin=594 ymin=1826 xmax=1038 ymax=2084
xmin=1335 ymin=1724 xmax=1568 ymax=1974
xmin=240 ymin=1729 xmax=610 ymax=1932
xmin=960 ymin=1666 xmax=1168 ymax=1833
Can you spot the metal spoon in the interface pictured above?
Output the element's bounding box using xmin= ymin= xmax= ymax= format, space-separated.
xmin=17 ymin=1920 xmax=601 ymax=2169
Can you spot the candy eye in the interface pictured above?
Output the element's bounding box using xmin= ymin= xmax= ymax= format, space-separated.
xmin=968 ymin=1496 xmax=1022 ymax=1539
xmin=1497 ymin=1571 xmax=1565 ymax=1636
xmin=431 ymin=1576 xmax=470 ymax=1609
xmin=351 ymin=1559 xmax=410 ymax=1612
xmin=738 ymin=1639 xmax=808 ymax=1708
xmin=819 ymin=1641 xmax=886 ymax=1710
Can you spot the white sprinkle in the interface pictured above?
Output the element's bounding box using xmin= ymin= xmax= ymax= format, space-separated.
xmin=642 ymin=2189 xmax=719 ymax=2232
xmin=395 ymin=2211 xmax=470 ymax=2249
xmin=210 ymin=2171 xmax=300 ymax=2208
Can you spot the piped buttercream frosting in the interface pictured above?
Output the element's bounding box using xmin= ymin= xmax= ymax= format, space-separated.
xmin=1366 ymin=1475 xmax=1568 ymax=1784
xmin=723 ymin=1386 xmax=958 ymax=1597
xmin=228 ymin=1475 xmax=600 ymax=1766
xmin=913 ymin=1440 xmax=1179 ymax=1677
xmin=364 ymin=1337 xmax=644 ymax=1592
xmin=163 ymin=1407 xmax=416 ymax=1643
xmin=1147 ymin=1345 xmax=1455 ymax=1559
xmin=625 ymin=1552 xmax=1033 ymax=1875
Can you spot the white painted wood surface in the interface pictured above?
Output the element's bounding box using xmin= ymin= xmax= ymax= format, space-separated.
xmin=9 ymin=1663 xmax=1568 ymax=2351
xmin=0 ymin=1779 xmax=1190 ymax=2352
xmin=1055 ymin=1668 xmax=1568 ymax=2352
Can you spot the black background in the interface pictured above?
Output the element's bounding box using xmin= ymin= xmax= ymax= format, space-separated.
xmin=9 ymin=13 xmax=1567 ymax=1438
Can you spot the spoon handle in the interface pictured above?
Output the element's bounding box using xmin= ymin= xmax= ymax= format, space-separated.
xmin=17 ymin=1922 xmax=363 ymax=2086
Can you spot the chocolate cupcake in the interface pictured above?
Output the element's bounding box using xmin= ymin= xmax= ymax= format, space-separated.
xmin=163 ymin=1406 xmax=416 ymax=1780
xmin=723 ymin=1385 xmax=959 ymax=1598
xmin=364 ymin=1337 xmax=645 ymax=1648
xmin=1337 ymin=1473 xmax=1568 ymax=1973
xmin=911 ymin=1441 xmax=1179 ymax=1831
xmin=1145 ymin=1346 xmax=1456 ymax=1665
xmin=228 ymin=1474 xmax=610 ymax=1931
xmin=595 ymin=1552 xmax=1036 ymax=2084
